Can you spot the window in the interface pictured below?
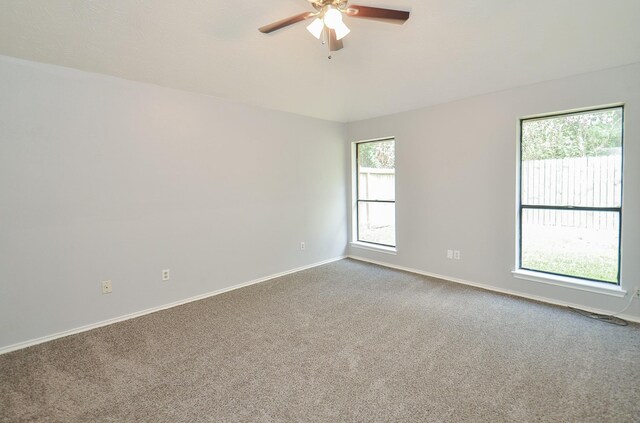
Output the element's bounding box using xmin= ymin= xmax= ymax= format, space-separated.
xmin=355 ymin=138 xmax=396 ymax=247
xmin=519 ymin=106 xmax=623 ymax=284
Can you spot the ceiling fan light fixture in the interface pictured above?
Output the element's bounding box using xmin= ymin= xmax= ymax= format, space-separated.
xmin=259 ymin=2 xmax=411 ymax=57
xmin=334 ymin=20 xmax=350 ymax=40
xmin=323 ymin=7 xmax=343 ymax=29
xmin=306 ymin=17 xmax=324 ymax=39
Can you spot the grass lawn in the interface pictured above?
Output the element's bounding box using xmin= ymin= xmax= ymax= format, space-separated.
xmin=358 ymin=225 xmax=395 ymax=247
xmin=521 ymin=224 xmax=618 ymax=283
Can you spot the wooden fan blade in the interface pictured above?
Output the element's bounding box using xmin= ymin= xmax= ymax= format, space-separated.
xmin=345 ymin=5 xmax=410 ymax=24
xmin=259 ymin=12 xmax=316 ymax=33
xmin=329 ymin=29 xmax=344 ymax=51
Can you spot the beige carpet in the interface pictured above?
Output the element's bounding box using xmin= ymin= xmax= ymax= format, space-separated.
xmin=1 ymin=258 xmax=639 ymax=422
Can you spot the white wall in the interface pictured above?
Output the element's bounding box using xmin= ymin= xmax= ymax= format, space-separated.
xmin=347 ymin=63 xmax=640 ymax=320
xmin=0 ymin=56 xmax=347 ymax=350
xmin=1 ymin=56 xmax=637 ymax=352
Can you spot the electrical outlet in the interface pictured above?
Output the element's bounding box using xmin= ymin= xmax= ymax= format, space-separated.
xmin=635 ymin=287 xmax=640 ymax=298
xmin=454 ymin=250 xmax=461 ymax=260
xmin=447 ymin=249 xmax=453 ymax=259
xmin=101 ymin=280 xmax=112 ymax=294
xmin=300 ymin=242 xmax=305 ymax=251
xmin=162 ymin=269 xmax=170 ymax=281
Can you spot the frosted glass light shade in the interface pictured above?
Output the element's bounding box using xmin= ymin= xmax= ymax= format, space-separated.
xmin=334 ymin=21 xmax=350 ymax=40
xmin=306 ymin=18 xmax=324 ymax=39
xmin=323 ymin=7 xmax=343 ymax=29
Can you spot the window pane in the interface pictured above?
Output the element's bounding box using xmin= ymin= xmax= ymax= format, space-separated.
xmin=357 ymin=140 xmax=395 ymax=201
xmin=521 ymin=209 xmax=619 ymax=283
xmin=521 ymin=108 xmax=622 ymax=207
xmin=358 ymin=169 xmax=395 ymax=201
xmin=358 ymin=201 xmax=395 ymax=246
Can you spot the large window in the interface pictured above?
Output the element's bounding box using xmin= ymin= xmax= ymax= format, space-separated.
xmin=519 ymin=106 xmax=623 ymax=284
xmin=356 ymin=138 xmax=396 ymax=247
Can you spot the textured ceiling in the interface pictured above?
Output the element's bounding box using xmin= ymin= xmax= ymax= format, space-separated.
xmin=0 ymin=0 xmax=639 ymax=122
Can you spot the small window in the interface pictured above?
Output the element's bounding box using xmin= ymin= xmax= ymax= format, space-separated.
xmin=355 ymin=138 xmax=396 ymax=247
xmin=519 ymin=106 xmax=623 ymax=284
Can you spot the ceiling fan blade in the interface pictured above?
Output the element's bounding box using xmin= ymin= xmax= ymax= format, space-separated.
xmin=345 ymin=5 xmax=410 ymax=24
xmin=259 ymin=12 xmax=316 ymax=33
xmin=328 ymin=29 xmax=344 ymax=51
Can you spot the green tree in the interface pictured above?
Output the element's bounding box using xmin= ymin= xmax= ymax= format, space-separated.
xmin=522 ymin=108 xmax=622 ymax=160
xmin=358 ymin=140 xmax=395 ymax=168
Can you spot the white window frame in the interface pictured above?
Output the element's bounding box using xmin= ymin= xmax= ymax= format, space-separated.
xmin=513 ymin=105 xmax=625 ymax=296
xmin=350 ymin=137 xmax=397 ymax=254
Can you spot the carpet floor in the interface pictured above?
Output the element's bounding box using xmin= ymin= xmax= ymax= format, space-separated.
xmin=1 ymin=258 xmax=639 ymax=422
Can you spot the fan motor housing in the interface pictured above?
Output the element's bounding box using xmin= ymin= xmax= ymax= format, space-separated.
xmin=310 ymin=0 xmax=348 ymax=11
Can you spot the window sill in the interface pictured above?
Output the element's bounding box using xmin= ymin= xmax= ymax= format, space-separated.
xmin=349 ymin=241 xmax=397 ymax=255
xmin=512 ymin=269 xmax=626 ymax=297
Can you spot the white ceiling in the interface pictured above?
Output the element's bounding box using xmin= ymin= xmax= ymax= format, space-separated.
xmin=0 ymin=0 xmax=639 ymax=122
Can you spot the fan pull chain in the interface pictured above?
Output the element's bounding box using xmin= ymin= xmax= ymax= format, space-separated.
xmin=319 ymin=26 xmax=331 ymax=59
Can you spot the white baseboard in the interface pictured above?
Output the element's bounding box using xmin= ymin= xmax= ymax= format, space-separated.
xmin=0 ymin=256 xmax=345 ymax=355
xmin=348 ymin=255 xmax=640 ymax=324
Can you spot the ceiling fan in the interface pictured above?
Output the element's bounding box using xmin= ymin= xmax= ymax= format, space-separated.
xmin=259 ymin=0 xmax=410 ymax=58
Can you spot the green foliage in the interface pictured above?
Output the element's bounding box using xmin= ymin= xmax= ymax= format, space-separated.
xmin=522 ymin=250 xmax=617 ymax=283
xmin=522 ymin=108 xmax=622 ymax=160
xmin=358 ymin=140 xmax=395 ymax=169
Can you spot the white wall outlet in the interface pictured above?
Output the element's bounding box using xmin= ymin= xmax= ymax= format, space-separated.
xmin=101 ymin=280 xmax=112 ymax=294
xmin=300 ymin=242 xmax=305 ymax=251
xmin=635 ymin=287 xmax=640 ymax=298
xmin=162 ymin=269 xmax=170 ymax=281
xmin=454 ymin=250 xmax=461 ymax=260
xmin=447 ymin=249 xmax=453 ymax=259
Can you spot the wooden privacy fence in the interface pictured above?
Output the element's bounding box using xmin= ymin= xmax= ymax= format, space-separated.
xmin=521 ymin=155 xmax=622 ymax=230
xmin=359 ymin=167 xmax=395 ymax=200
xmin=358 ymin=168 xmax=395 ymax=228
